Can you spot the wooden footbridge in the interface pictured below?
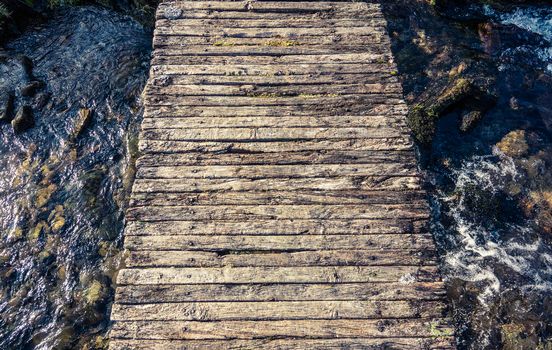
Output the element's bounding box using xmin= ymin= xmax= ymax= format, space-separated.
xmin=109 ymin=1 xmax=456 ymax=348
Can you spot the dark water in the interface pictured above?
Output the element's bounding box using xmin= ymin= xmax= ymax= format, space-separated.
xmin=0 ymin=6 xmax=150 ymax=349
xmin=384 ymin=3 xmax=552 ymax=349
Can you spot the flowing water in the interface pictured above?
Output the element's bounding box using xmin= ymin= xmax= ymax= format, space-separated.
xmin=425 ymin=5 xmax=552 ymax=349
xmin=0 ymin=6 xmax=150 ymax=349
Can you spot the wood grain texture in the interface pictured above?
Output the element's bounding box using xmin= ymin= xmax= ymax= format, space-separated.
xmin=111 ymin=319 xmax=454 ymax=340
xmin=108 ymin=0 xmax=456 ymax=348
xmin=111 ymin=338 xmax=455 ymax=350
xmin=115 ymin=282 xmax=446 ymax=303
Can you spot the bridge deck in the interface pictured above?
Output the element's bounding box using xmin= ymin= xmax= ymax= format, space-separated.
xmin=109 ymin=1 xmax=456 ymax=348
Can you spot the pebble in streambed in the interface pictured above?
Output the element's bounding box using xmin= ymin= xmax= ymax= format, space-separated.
xmin=0 ymin=6 xmax=151 ymax=350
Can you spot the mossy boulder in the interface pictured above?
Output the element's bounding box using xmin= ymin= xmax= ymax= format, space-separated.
xmin=407 ymin=76 xmax=496 ymax=144
xmin=407 ymin=104 xmax=437 ymax=145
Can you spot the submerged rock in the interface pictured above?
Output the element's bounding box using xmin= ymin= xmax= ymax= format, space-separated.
xmin=496 ymin=130 xmax=529 ymax=157
xmin=460 ymin=110 xmax=483 ymax=132
xmin=0 ymin=91 xmax=14 ymax=122
xmin=11 ymin=105 xmax=34 ymax=133
xmin=19 ymin=81 xmax=43 ymax=97
xmin=71 ymin=108 xmax=93 ymax=139
xmin=84 ymin=279 xmax=106 ymax=305
xmin=32 ymin=92 xmax=50 ymax=109
xmin=501 ymin=323 xmax=538 ymax=350
xmin=15 ymin=54 xmax=33 ymax=76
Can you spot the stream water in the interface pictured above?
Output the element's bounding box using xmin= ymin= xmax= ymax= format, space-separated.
xmin=424 ymin=5 xmax=552 ymax=349
xmin=0 ymin=6 xmax=150 ymax=349
xmin=0 ymin=3 xmax=551 ymax=350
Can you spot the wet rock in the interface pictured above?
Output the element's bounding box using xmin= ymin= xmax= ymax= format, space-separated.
xmin=8 ymin=227 xmax=24 ymax=241
xmin=20 ymin=80 xmax=43 ymax=97
xmin=460 ymin=110 xmax=483 ymax=132
xmin=407 ymin=103 xmax=437 ymax=145
xmin=431 ymin=78 xmax=478 ymax=114
xmin=522 ymin=190 xmax=552 ymax=234
xmin=84 ymin=279 xmax=106 ymax=305
xmin=28 ymin=221 xmax=48 ymax=241
xmin=496 ymin=130 xmax=529 ymax=157
xmin=53 ymin=326 xmax=75 ymax=350
xmin=500 ymin=323 xmax=538 ymax=350
xmin=15 ymin=54 xmax=33 ymax=76
xmin=431 ymin=0 xmax=489 ymax=23
xmin=0 ymin=91 xmax=15 ymax=122
xmin=510 ymin=97 xmax=520 ymax=110
xmin=479 ymin=22 xmax=548 ymax=58
xmin=32 ymin=92 xmax=51 ymax=109
xmin=35 ymin=184 xmax=58 ymax=208
xmin=49 ymin=205 xmax=65 ymax=233
xmin=98 ymin=241 xmax=111 ymax=257
xmin=407 ymin=76 xmax=496 ymax=144
xmin=11 ymin=105 xmax=34 ymax=133
xmin=71 ymin=108 xmax=93 ymax=139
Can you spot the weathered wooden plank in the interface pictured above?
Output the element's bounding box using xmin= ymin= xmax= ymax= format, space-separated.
xmin=153 ymin=34 xmax=389 ymax=46
xmin=141 ymin=115 xmax=406 ymax=129
xmin=129 ymin=189 xmax=424 ymax=206
xmin=136 ymin=163 xmax=418 ymax=180
xmin=126 ymin=249 xmax=436 ymax=268
xmin=115 ymin=282 xmax=446 ymax=304
xmin=156 ymin=7 xmax=384 ymax=18
xmin=151 ymin=63 xmax=396 ymax=76
xmin=137 ymin=151 xmax=415 ymax=166
xmin=144 ymin=105 xmax=409 ymax=118
xmin=156 ymin=8 xmax=384 ymax=20
xmin=154 ymin=26 xmax=387 ymax=39
xmin=132 ymin=176 xmax=422 ymax=193
xmin=155 ymin=18 xmax=386 ymax=29
xmin=151 ymin=53 xmax=392 ymax=66
xmin=125 ymin=218 xmax=428 ymax=236
xmin=126 ymin=204 xmax=429 ymax=221
xmin=153 ymin=45 xmax=387 ymax=56
xmin=136 ymin=151 xmax=414 ymax=167
xmin=145 ymin=95 xmax=404 ymax=107
xmin=138 ymin=139 xmax=414 ymax=155
xmin=110 ymin=319 xmax=454 ymax=340
xmin=111 ymin=300 xmax=446 ymax=321
xmin=141 ymin=127 xmax=408 ymax=141
xmin=149 ymin=73 xmax=400 ymax=86
xmin=111 ymin=338 xmax=456 ymax=350
xmin=157 ymin=1 xmax=379 ymax=13
xmin=124 ymin=234 xmax=435 ymax=251
xmin=146 ymin=82 xmax=402 ymax=96
xmin=117 ymin=266 xmax=440 ymax=285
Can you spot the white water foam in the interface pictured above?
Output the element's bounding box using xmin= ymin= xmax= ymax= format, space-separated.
xmin=485 ymin=5 xmax=552 ymax=72
xmin=432 ymin=153 xmax=552 ymax=301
